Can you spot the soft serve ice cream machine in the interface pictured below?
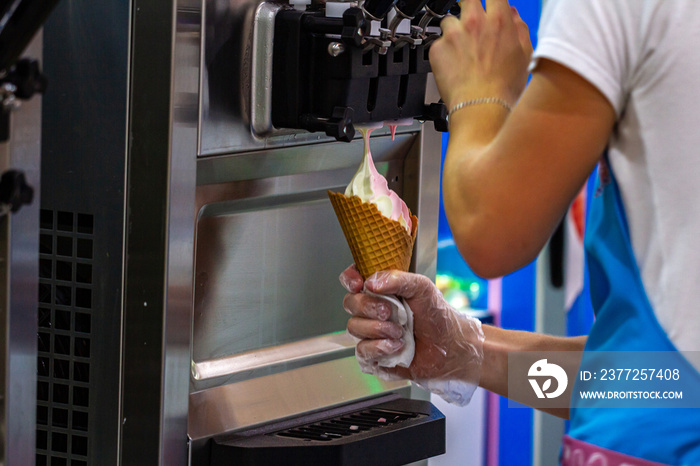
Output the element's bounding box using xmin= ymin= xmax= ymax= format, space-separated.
xmin=266 ymin=0 xmax=452 ymax=140
xmin=31 ymin=0 xmax=455 ymax=464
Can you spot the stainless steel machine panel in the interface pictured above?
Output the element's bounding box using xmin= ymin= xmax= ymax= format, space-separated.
xmin=192 ymin=133 xmax=417 ymax=389
xmin=0 ymin=36 xmax=41 ymax=466
xmin=28 ymin=0 xmax=446 ymax=462
xmin=188 ymin=112 xmax=442 ymax=463
xmin=200 ymin=0 xmax=421 ymax=156
xmin=194 ymin=192 xmax=353 ymax=357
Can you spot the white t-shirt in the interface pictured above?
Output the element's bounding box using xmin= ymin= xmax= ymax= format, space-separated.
xmin=532 ymin=0 xmax=700 ymax=354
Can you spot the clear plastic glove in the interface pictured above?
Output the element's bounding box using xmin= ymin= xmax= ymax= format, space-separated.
xmin=340 ymin=265 xmax=485 ymax=406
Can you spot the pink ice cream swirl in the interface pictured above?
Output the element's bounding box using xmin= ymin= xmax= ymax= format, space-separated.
xmin=345 ymin=127 xmax=413 ymax=233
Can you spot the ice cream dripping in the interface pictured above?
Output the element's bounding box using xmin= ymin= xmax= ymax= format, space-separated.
xmin=345 ymin=124 xmax=413 ymax=233
xmin=386 ymin=118 xmax=414 ymax=141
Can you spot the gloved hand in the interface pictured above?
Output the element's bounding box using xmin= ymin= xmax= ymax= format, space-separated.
xmin=340 ymin=265 xmax=485 ymax=405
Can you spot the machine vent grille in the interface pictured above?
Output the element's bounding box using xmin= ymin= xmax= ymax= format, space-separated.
xmin=272 ymin=409 xmax=421 ymax=442
xmin=37 ymin=209 xmax=94 ymax=466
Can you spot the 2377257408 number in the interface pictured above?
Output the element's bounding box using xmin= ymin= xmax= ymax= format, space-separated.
xmin=599 ymin=368 xmax=680 ymax=381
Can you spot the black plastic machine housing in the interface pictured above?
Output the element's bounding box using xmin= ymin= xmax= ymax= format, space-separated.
xmin=271 ymin=6 xmax=448 ymax=142
xmin=210 ymin=397 xmax=446 ymax=466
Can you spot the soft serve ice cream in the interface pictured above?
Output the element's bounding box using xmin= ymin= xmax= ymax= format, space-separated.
xmin=329 ymin=123 xmax=419 ymax=371
xmin=345 ymin=126 xmax=413 ymax=233
xmin=327 ymin=123 xmax=418 ymax=280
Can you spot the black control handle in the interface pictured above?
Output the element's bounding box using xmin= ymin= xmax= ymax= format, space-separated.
xmin=300 ymin=107 xmax=356 ymax=142
xmin=3 ymin=58 xmax=47 ymax=99
xmin=301 ymin=14 xmax=343 ymax=35
xmin=299 ymin=9 xmax=367 ymax=48
xmin=342 ymin=7 xmax=368 ymax=47
xmin=0 ymin=170 xmax=34 ymax=213
xmin=549 ymin=220 xmax=565 ymax=288
xmin=422 ymin=102 xmax=448 ymax=132
xmin=0 ymin=0 xmax=61 ymax=73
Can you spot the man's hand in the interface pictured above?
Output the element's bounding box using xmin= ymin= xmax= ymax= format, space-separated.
xmin=339 ymin=266 xmax=587 ymax=416
xmin=340 ymin=265 xmax=484 ymax=383
xmin=429 ymin=0 xmax=533 ymax=109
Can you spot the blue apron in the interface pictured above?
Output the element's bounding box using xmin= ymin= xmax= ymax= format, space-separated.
xmin=567 ymin=157 xmax=700 ymax=464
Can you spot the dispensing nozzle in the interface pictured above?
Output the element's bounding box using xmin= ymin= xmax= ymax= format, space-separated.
xmin=300 ymin=107 xmax=356 ymax=142
xmin=362 ymin=28 xmax=392 ymax=55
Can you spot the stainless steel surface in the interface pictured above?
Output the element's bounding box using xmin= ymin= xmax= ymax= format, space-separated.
xmin=201 ymin=0 xmax=331 ymax=154
xmin=188 ymin=356 xmax=410 ymax=441
xmin=192 ymin=133 xmax=416 ymax=386
xmin=162 ymin=2 xmax=200 ymax=464
xmin=411 ymin=75 xmax=441 ymax=281
xmin=192 ymin=331 xmax=355 ymax=380
xmin=120 ymin=0 xmax=198 ymax=464
xmin=189 ymin=121 xmax=441 ymax=465
xmin=39 ymin=0 xmax=196 ymax=462
xmin=250 ymin=1 xmax=282 ymax=137
xmin=196 ymin=131 xmax=416 ymax=185
xmin=200 ymin=0 xmax=420 ymax=156
xmin=39 ymin=0 xmax=130 ymax=461
xmin=0 ymin=0 xmax=446 ymax=464
xmin=410 ymin=130 xmax=440 ymax=280
xmin=32 ymin=0 xmax=443 ymax=463
xmin=0 ymin=33 xmax=41 ymax=466
xmin=191 ymin=6 xmax=444 ymax=462
xmin=533 ymin=243 xmax=566 ymax=465
xmin=408 ymin=103 xmax=441 ymax=466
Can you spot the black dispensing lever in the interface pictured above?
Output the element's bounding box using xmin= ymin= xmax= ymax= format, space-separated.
xmin=300 ymin=7 xmax=368 ymax=47
xmin=417 ymin=0 xmax=458 ymax=34
xmin=270 ymin=2 xmax=451 ymax=141
xmin=425 ymin=0 xmax=458 ymax=18
xmin=421 ymin=102 xmax=449 ymax=132
xmin=387 ymin=0 xmax=431 ymax=49
xmin=1 ymin=58 xmax=48 ymax=142
xmin=361 ymin=0 xmax=397 ymax=21
xmin=394 ymin=0 xmax=431 ymax=23
xmin=300 ymin=107 xmax=356 ymax=143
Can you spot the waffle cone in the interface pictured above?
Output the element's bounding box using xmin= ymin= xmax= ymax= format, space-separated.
xmin=328 ymin=190 xmax=418 ymax=280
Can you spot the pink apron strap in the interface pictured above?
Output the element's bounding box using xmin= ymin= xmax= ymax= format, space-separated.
xmin=562 ymin=435 xmax=672 ymax=466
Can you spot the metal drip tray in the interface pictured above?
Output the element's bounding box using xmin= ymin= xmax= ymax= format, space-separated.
xmin=210 ymin=397 xmax=445 ymax=466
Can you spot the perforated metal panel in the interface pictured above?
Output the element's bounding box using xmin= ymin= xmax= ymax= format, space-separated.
xmin=38 ymin=0 xmax=128 ymax=461
xmin=37 ymin=209 xmax=93 ymax=466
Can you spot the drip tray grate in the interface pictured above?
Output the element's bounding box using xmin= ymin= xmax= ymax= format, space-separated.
xmin=273 ymin=409 xmax=420 ymax=441
xmin=210 ymin=397 xmax=445 ymax=466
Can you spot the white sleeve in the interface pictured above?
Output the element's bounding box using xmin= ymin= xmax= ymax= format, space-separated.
xmin=530 ymin=0 xmax=642 ymax=116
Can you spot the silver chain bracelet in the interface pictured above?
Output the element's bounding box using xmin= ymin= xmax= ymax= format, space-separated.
xmin=448 ymin=97 xmax=513 ymax=119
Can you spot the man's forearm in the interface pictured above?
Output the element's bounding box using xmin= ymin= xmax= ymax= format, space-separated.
xmin=441 ymin=104 xmax=509 ymax=218
xmin=478 ymin=324 xmax=586 ymax=419
xmin=441 ymin=101 xmax=545 ymax=279
xmin=441 ymin=60 xmax=616 ymax=279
